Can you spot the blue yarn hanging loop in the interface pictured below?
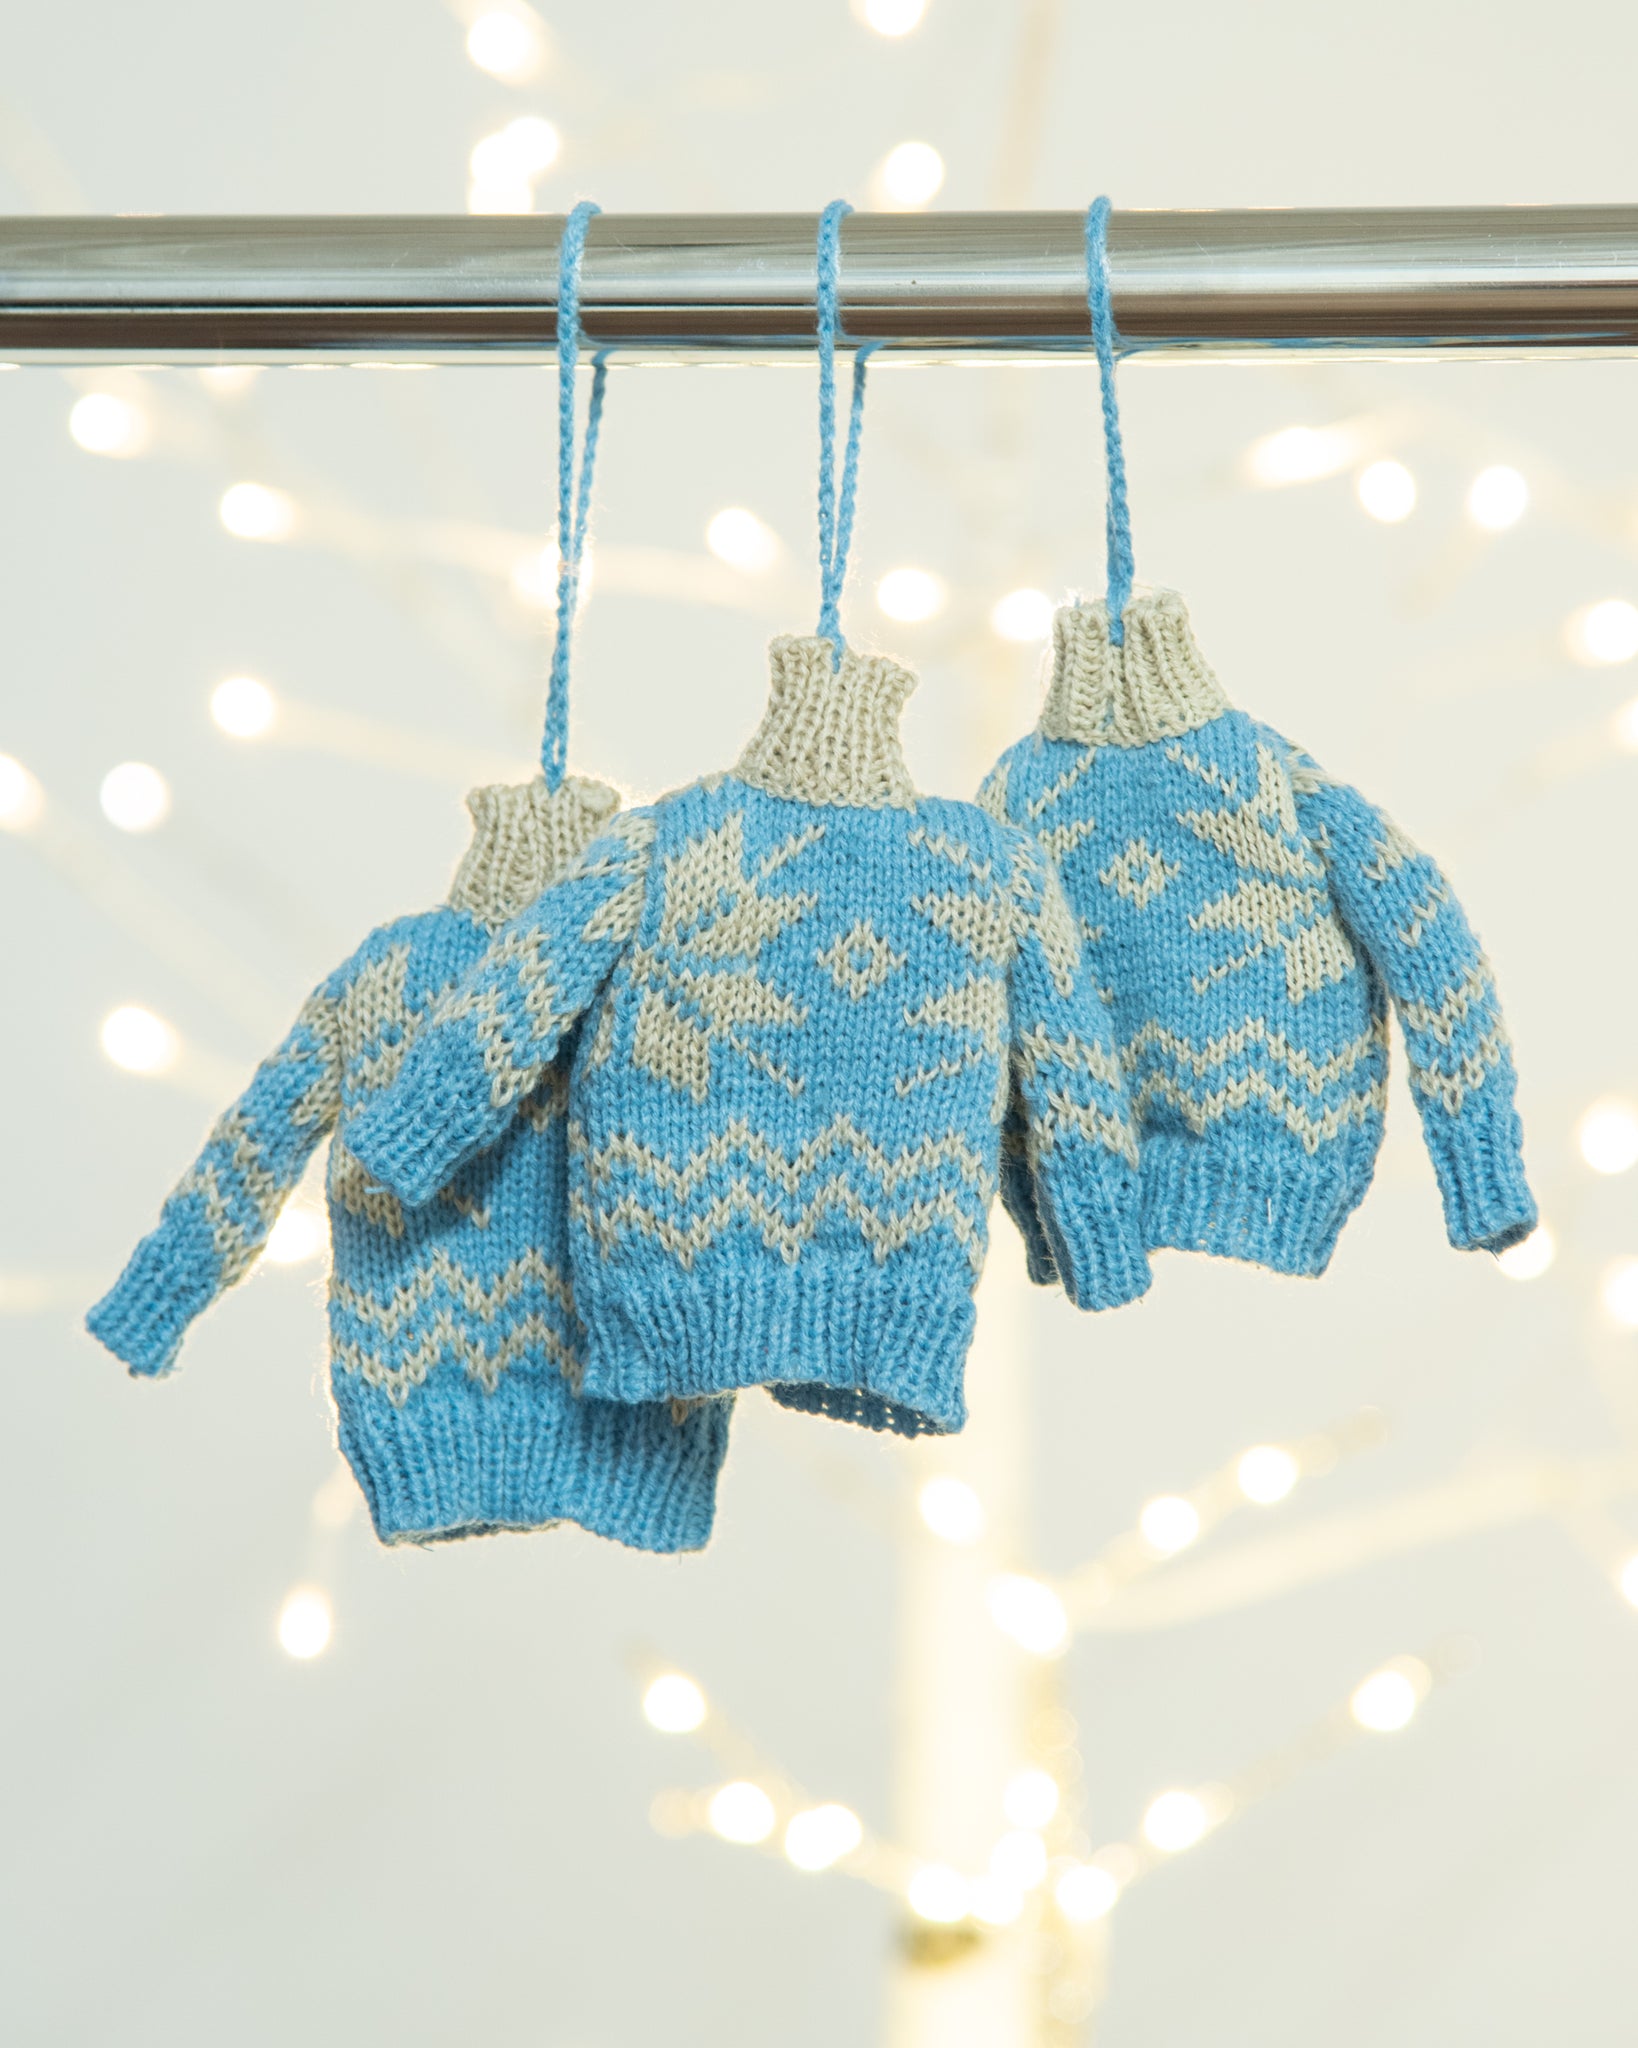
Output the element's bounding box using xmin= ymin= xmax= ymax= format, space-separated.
xmin=815 ymin=200 xmax=879 ymax=665
xmin=1085 ymin=196 xmax=1135 ymax=647
xmin=541 ymin=199 xmax=606 ymax=789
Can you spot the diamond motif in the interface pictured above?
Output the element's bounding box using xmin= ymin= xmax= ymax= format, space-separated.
xmin=818 ymin=919 xmax=907 ymax=999
xmin=1099 ymin=837 xmax=1181 ymax=912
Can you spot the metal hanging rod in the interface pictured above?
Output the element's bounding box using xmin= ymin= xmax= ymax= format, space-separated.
xmin=4 ymin=208 xmax=1638 ymax=365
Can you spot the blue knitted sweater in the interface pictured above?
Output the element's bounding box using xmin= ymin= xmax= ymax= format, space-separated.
xmin=344 ymin=637 xmax=1150 ymax=1438
xmin=87 ymin=776 xmax=731 ymax=1550
xmin=982 ymin=592 xmax=1536 ymax=1277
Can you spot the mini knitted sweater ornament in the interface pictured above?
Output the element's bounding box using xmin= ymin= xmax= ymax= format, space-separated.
xmin=981 ymin=588 xmax=1537 ymax=1275
xmin=342 ymin=634 xmax=1152 ymax=1439
xmin=87 ymin=775 xmax=732 ymax=1550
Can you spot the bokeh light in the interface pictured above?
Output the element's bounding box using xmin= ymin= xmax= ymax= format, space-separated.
xmin=210 ymin=675 xmax=277 ymax=739
xmin=918 ymin=1476 xmax=985 ymax=1545
xmin=643 ymin=1673 xmax=707 ymax=1733
xmin=98 ymin=762 xmax=170 ymax=833
xmin=277 ymin=1587 xmax=333 ymax=1660
xmin=100 ymin=1005 xmax=178 ymax=1076
xmin=1356 ymin=460 xmax=1417 ymax=523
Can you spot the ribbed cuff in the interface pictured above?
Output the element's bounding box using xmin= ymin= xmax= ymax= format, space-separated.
xmin=1421 ymin=1096 xmax=1537 ymax=1253
xmin=342 ymin=1072 xmax=482 ymax=1208
xmin=1035 ymin=1154 xmax=1150 ymax=1310
xmin=86 ymin=1222 xmax=220 ymax=1377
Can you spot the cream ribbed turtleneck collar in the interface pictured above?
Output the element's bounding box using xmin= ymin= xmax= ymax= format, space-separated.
xmin=1042 ymin=590 xmax=1230 ymax=747
xmin=735 ymin=636 xmax=919 ymax=808
xmin=447 ymin=774 xmax=621 ymax=927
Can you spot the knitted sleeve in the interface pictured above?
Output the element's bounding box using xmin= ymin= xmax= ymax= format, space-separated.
xmin=1282 ymin=739 xmax=1536 ymax=1253
xmin=1006 ymin=842 xmax=1150 ymax=1309
xmin=342 ymin=809 xmax=656 ymax=1206
xmin=86 ymin=975 xmax=345 ymax=1376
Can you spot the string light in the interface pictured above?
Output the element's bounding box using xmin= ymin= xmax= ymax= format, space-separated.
xmin=1600 ymin=1258 xmax=1638 ymax=1331
xmin=0 ymin=754 xmax=44 ymax=833
xmin=1236 ymin=1445 xmax=1299 ymax=1505
xmin=471 ymin=117 xmax=559 ymax=185
xmin=1055 ymin=1860 xmax=1123 ymax=1923
xmin=466 ymin=8 xmax=546 ymax=80
xmin=1138 ymin=1495 xmax=1200 ymax=1555
xmin=468 ymin=175 xmax=533 ymax=216
xmin=1349 ymin=1658 xmax=1429 ymax=1733
xmin=1466 ymin=464 xmax=1528 ymax=530
xmin=875 ymin=567 xmax=945 ymax=622
xmin=219 ymin=483 xmax=296 ymax=542
xmin=783 ymin=1803 xmax=862 ymax=1871
xmin=468 ymin=117 xmax=558 ymax=214
xmin=968 ymin=1875 xmax=1025 ymax=1926
xmin=1618 ymin=1556 xmax=1638 ymax=1608
xmin=855 ymin=0 xmax=927 ymax=32
xmin=918 ymin=1475 xmax=985 ymax=1545
xmin=707 ymin=1781 xmax=775 ymax=1845
xmin=1577 ymin=1098 xmax=1638 ymax=1175
xmin=875 ymin=141 xmax=945 ymax=209
xmin=642 ymin=1673 xmax=707 ymax=1733
xmin=100 ymin=1005 xmax=179 ymax=1075
xmin=1141 ymin=1790 xmax=1209 ymax=1854
xmin=266 ymin=1205 xmax=326 ymax=1266
xmin=706 ymin=507 xmax=780 ymax=574
xmin=1244 ymin=424 xmax=1357 ymax=486
xmin=1568 ymin=598 xmax=1638 ymax=665
xmin=277 ymin=1586 xmax=333 ymax=1660
xmin=1496 ymin=1224 xmax=1556 ymax=1281
xmin=989 ymin=1829 xmax=1048 ymax=1892
xmin=511 ymin=542 xmax=560 ymax=607
xmin=1615 ymin=699 xmax=1638 ymax=750
xmin=987 ymin=1574 xmax=1069 ymax=1657
xmin=1356 ymin=460 xmax=1417 ymax=523
xmin=98 ymin=762 xmax=170 ymax=834
xmin=990 ymin=587 xmax=1054 ymax=642
xmin=210 ymin=675 xmax=277 ymax=739
xmin=198 ymin=365 xmax=261 ymax=396
xmin=68 ymin=392 xmax=150 ymax=458
xmin=906 ymin=1864 xmax=968 ymax=1924
xmin=1002 ymin=1768 xmax=1059 ymax=1830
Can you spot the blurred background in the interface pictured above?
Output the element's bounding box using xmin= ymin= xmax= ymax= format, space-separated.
xmin=5 ymin=2 xmax=1638 ymax=2042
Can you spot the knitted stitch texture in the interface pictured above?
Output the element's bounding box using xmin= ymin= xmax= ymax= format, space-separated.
xmin=982 ymin=591 xmax=1536 ymax=1276
xmin=344 ymin=637 xmax=1150 ymax=1438
xmin=87 ymin=776 xmax=731 ymax=1551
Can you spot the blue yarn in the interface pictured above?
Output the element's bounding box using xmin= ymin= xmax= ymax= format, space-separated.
xmin=1085 ymin=197 xmax=1134 ymax=646
xmin=815 ymin=201 xmax=879 ymax=662
xmin=341 ymin=641 xmax=1154 ymax=1439
xmin=980 ymin=590 xmax=1538 ymax=1278
xmin=87 ymin=774 xmax=732 ymax=1550
xmin=542 ymin=200 xmax=608 ymax=790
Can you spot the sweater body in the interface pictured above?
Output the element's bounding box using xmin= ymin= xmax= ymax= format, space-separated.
xmin=571 ymin=778 xmax=1019 ymax=1433
xmin=986 ymin=593 xmax=1535 ymax=1275
xmin=991 ymin=712 xmax=1388 ymax=1273
xmin=88 ymin=779 xmax=730 ymax=1550
xmin=346 ymin=639 xmax=1150 ymax=1436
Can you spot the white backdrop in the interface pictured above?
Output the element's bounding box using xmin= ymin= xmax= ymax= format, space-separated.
xmin=4 ymin=3 xmax=1638 ymax=2043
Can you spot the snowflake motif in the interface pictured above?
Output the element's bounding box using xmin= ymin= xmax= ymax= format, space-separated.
xmin=631 ymin=812 xmax=820 ymax=1101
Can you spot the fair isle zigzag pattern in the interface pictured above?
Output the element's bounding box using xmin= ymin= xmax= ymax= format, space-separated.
xmin=344 ymin=636 xmax=1153 ymax=1436
xmin=86 ymin=776 xmax=732 ymax=1552
xmin=984 ymin=590 xmax=1536 ymax=1276
xmin=571 ymin=1115 xmax=997 ymax=1275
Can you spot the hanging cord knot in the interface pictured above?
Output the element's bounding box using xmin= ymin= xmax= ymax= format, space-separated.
xmin=541 ymin=199 xmax=608 ymax=790
xmin=815 ymin=200 xmax=881 ymax=667
xmin=1085 ymin=196 xmax=1135 ymax=648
